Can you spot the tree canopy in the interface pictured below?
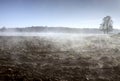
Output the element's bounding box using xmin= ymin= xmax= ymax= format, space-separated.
xmin=100 ymin=16 xmax=113 ymax=34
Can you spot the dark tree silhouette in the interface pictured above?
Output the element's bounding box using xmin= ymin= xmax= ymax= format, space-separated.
xmin=100 ymin=16 xmax=113 ymax=34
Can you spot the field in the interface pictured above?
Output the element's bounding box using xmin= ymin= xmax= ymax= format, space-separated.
xmin=0 ymin=33 xmax=120 ymax=81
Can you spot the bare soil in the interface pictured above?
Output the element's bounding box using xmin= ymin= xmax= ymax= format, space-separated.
xmin=0 ymin=34 xmax=120 ymax=81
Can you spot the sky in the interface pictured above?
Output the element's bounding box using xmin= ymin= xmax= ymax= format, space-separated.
xmin=0 ymin=0 xmax=120 ymax=29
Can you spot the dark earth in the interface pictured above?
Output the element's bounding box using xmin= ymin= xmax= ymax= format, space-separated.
xmin=0 ymin=34 xmax=120 ymax=81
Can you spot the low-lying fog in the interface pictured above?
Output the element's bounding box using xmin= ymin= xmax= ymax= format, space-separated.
xmin=0 ymin=32 xmax=111 ymax=55
xmin=0 ymin=32 xmax=106 ymax=37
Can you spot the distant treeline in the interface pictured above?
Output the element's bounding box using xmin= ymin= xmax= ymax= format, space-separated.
xmin=0 ymin=26 xmax=119 ymax=34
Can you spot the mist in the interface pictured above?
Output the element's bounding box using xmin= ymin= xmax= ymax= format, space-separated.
xmin=0 ymin=30 xmax=120 ymax=81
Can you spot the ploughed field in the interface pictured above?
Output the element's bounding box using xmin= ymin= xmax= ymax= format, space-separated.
xmin=0 ymin=33 xmax=120 ymax=81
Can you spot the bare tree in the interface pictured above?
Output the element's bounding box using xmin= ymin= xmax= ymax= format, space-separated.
xmin=100 ymin=16 xmax=113 ymax=34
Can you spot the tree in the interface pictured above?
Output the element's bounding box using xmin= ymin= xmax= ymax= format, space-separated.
xmin=100 ymin=16 xmax=113 ymax=34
